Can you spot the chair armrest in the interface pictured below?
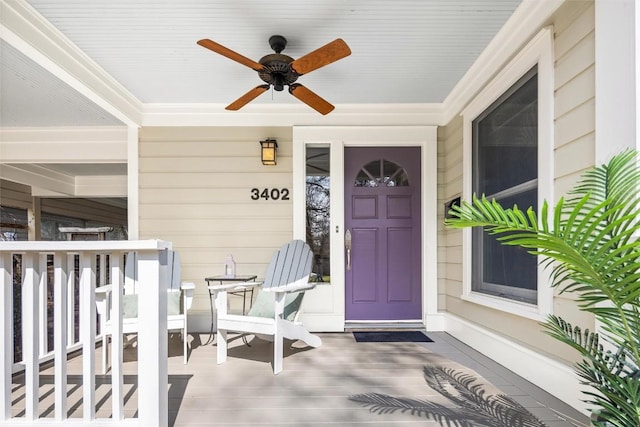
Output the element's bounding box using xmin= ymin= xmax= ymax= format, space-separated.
xmin=263 ymin=282 xmax=316 ymax=294
xmin=181 ymin=282 xmax=196 ymax=291
xmin=208 ymin=281 xmax=263 ymax=292
xmin=181 ymin=282 xmax=196 ymax=311
xmin=96 ymin=284 xmax=113 ymax=295
xmin=95 ymin=285 xmax=113 ymax=316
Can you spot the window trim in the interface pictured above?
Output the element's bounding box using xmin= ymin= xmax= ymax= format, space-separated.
xmin=461 ymin=27 xmax=554 ymax=321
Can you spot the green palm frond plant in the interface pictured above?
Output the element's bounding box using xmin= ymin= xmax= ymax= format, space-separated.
xmin=444 ymin=150 xmax=640 ymax=427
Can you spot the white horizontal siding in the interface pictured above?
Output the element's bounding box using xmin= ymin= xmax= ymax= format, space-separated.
xmin=0 ymin=179 xmax=32 ymax=210
xmin=438 ymin=0 xmax=597 ymax=366
xmin=552 ymin=0 xmax=595 ymax=203
xmin=138 ymin=126 xmax=294 ymax=318
xmin=437 ymin=116 xmax=463 ymax=313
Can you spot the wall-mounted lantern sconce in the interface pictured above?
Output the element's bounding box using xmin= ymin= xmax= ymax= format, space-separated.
xmin=260 ymin=138 xmax=278 ymax=166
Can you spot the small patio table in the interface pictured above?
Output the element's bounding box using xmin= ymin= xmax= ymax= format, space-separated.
xmin=205 ymin=275 xmax=258 ymax=344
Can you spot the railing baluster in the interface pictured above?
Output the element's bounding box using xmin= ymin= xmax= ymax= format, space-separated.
xmin=0 ymin=253 xmax=12 ymax=421
xmin=53 ymin=252 xmax=68 ymax=421
xmin=79 ymin=252 xmax=96 ymax=422
xmin=22 ymin=252 xmax=40 ymax=421
xmin=110 ymin=252 xmax=124 ymax=421
xmin=38 ymin=254 xmax=48 ymax=358
xmin=67 ymin=254 xmax=76 ymax=345
xmin=0 ymin=240 xmax=171 ymax=426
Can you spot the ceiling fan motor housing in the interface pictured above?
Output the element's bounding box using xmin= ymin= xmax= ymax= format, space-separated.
xmin=258 ymin=53 xmax=299 ymax=91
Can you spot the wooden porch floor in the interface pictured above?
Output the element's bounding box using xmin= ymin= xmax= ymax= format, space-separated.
xmin=13 ymin=331 xmax=590 ymax=426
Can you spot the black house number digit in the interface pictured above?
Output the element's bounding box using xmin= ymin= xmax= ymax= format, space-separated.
xmin=250 ymin=188 xmax=290 ymax=201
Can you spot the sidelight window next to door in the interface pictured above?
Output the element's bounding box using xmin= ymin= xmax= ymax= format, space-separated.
xmin=306 ymin=147 xmax=331 ymax=284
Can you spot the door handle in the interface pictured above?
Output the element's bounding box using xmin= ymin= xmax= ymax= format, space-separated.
xmin=345 ymin=229 xmax=352 ymax=271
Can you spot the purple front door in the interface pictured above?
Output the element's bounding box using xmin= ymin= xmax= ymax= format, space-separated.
xmin=345 ymin=147 xmax=422 ymax=321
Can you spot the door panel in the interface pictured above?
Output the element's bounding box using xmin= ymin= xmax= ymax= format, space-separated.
xmin=387 ymin=227 xmax=413 ymax=302
xmin=387 ymin=195 xmax=411 ymax=218
xmin=353 ymin=196 xmax=377 ymax=219
xmin=351 ymin=228 xmax=378 ymax=302
xmin=345 ymin=146 xmax=421 ymax=321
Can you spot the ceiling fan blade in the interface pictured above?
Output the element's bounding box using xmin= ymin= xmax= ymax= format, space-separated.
xmin=197 ymin=39 xmax=264 ymax=71
xmin=290 ymin=39 xmax=351 ymax=75
xmin=289 ymin=84 xmax=335 ymax=115
xmin=226 ymin=85 xmax=270 ymax=110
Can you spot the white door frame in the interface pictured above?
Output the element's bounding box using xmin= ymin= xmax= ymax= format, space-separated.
xmin=293 ymin=126 xmax=442 ymax=332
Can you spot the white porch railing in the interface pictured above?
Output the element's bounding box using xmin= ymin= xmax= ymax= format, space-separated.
xmin=0 ymin=240 xmax=172 ymax=426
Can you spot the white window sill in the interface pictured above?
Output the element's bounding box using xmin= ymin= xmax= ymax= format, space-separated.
xmin=461 ymin=291 xmax=548 ymax=322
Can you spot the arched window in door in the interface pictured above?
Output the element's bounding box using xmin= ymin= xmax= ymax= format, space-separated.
xmin=354 ymin=159 xmax=409 ymax=187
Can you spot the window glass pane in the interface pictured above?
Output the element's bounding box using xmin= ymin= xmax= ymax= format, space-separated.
xmin=475 ymin=68 xmax=537 ymax=197
xmin=472 ymin=67 xmax=538 ymax=305
xmin=306 ymin=147 xmax=330 ymax=283
xmin=355 ymin=163 xmax=377 ymax=187
xmin=39 ymin=209 xmax=127 ymax=241
xmin=355 ymin=159 xmax=409 ymax=187
xmin=364 ymin=160 xmax=381 ymax=184
xmin=382 ymin=160 xmax=409 ymax=187
xmin=473 ymin=188 xmax=538 ymax=304
xmin=0 ymin=206 xmax=28 ymax=241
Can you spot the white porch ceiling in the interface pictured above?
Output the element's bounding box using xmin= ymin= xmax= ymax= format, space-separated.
xmin=1 ymin=41 xmax=124 ymax=127
xmin=1 ymin=0 xmax=524 ymax=127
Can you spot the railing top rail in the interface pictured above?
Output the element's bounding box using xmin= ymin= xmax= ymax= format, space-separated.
xmin=0 ymin=239 xmax=172 ymax=253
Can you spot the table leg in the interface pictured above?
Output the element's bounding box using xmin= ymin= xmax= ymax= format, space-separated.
xmin=205 ymin=288 xmax=215 ymax=345
xmin=241 ymin=288 xmax=251 ymax=346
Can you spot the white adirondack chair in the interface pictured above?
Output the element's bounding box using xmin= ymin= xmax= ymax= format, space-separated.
xmin=212 ymin=240 xmax=322 ymax=374
xmin=96 ymin=250 xmax=195 ymax=373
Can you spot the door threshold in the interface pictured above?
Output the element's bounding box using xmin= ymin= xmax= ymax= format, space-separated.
xmin=345 ymin=321 xmax=425 ymax=331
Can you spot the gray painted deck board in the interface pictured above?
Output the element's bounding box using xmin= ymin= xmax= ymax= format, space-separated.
xmin=12 ymin=332 xmax=589 ymax=426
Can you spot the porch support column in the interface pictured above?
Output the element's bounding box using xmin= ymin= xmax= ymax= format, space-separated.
xmin=0 ymin=254 xmax=12 ymax=420
xmin=27 ymin=197 xmax=41 ymax=241
xmin=595 ymin=0 xmax=638 ymax=161
xmin=136 ymin=249 xmax=168 ymax=427
xmin=127 ymin=126 xmax=140 ymax=240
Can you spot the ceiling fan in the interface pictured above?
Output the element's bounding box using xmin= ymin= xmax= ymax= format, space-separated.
xmin=197 ymin=35 xmax=351 ymax=115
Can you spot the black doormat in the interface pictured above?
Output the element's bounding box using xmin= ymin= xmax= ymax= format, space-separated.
xmin=353 ymin=331 xmax=433 ymax=343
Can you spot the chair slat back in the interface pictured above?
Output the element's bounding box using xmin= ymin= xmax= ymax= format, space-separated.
xmin=123 ymin=252 xmax=138 ymax=294
xmin=262 ymin=240 xmax=312 ymax=290
xmin=123 ymin=250 xmax=180 ymax=293
xmin=169 ymin=251 xmax=181 ymax=290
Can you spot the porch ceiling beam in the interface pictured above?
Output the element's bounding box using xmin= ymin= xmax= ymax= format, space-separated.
xmin=74 ymin=175 xmax=127 ymax=197
xmin=0 ymin=0 xmax=142 ymax=127
xmin=141 ymin=103 xmax=444 ymax=127
xmin=0 ymin=164 xmax=75 ymax=196
xmin=0 ymin=164 xmax=127 ymax=197
xmin=0 ymin=127 xmax=128 ymax=163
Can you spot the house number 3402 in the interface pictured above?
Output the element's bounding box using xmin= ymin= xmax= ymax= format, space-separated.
xmin=250 ymin=188 xmax=290 ymax=201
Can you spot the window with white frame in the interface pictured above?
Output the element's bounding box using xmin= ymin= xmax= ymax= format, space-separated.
xmin=462 ymin=27 xmax=554 ymax=319
xmin=472 ymin=67 xmax=538 ymax=304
